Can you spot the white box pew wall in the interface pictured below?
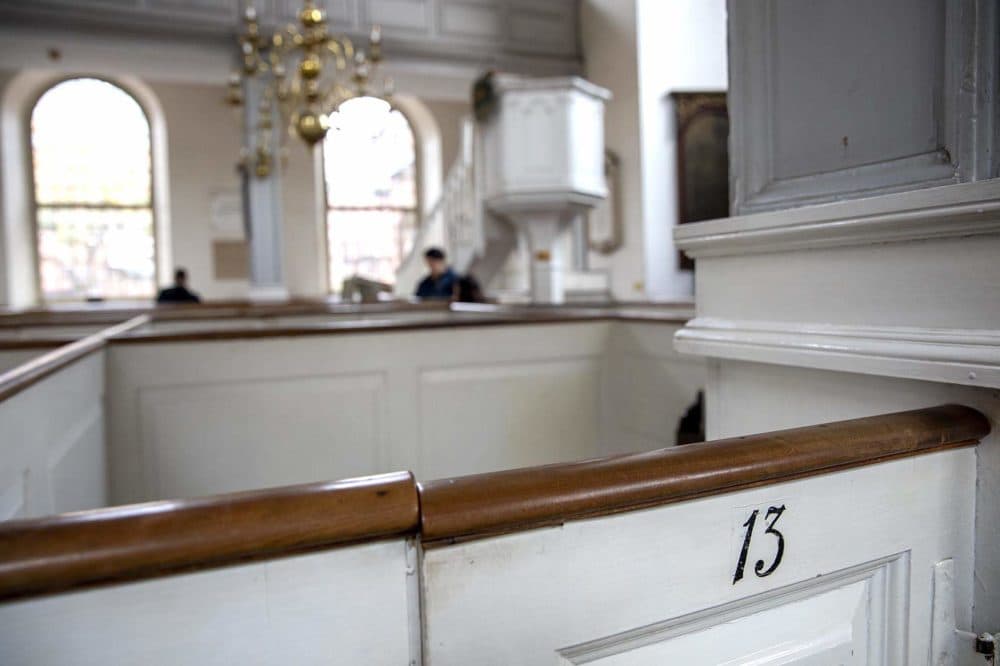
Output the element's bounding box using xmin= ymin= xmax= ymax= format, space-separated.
xmin=0 ymin=405 xmax=987 ymax=664
xmin=105 ymin=311 xmax=701 ymax=505
xmin=0 ymin=472 xmax=421 ymax=664
xmin=0 ymin=317 xmax=149 ymax=520
xmin=417 ymin=406 xmax=988 ymax=664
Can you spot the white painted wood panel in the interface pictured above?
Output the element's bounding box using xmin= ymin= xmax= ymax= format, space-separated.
xmin=419 ymin=357 xmax=601 ymax=477
xmin=108 ymin=321 xmax=702 ymax=503
xmin=560 ymin=559 xmax=901 ymax=664
xmin=604 ymin=322 xmax=706 ymax=454
xmin=366 ymin=0 xmax=431 ymax=33
xmin=507 ymin=3 xmax=577 ymax=55
xmin=770 ymin=0 xmax=943 ymax=180
xmin=705 ymin=361 xmax=1000 ymax=637
xmin=421 ymin=449 xmax=975 ymax=664
xmin=0 ymin=539 xmax=415 ymax=665
xmin=0 ymin=348 xmax=45 ymax=373
xmin=138 ymin=373 xmax=386 ymax=498
xmin=0 ymin=0 xmax=582 ymax=70
xmin=439 ymin=0 xmax=503 ymax=41
xmin=0 ymin=352 xmax=107 ymax=520
xmin=727 ymin=0 xmax=997 ymax=213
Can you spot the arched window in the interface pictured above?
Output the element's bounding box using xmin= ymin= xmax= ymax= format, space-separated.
xmin=31 ymin=78 xmax=156 ymax=301
xmin=323 ymin=96 xmax=418 ymax=292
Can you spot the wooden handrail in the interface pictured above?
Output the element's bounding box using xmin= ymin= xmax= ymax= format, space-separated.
xmin=0 ymin=406 xmax=987 ymax=600
xmin=0 ymin=472 xmax=419 ymax=601
xmin=0 ymin=315 xmax=150 ymax=403
xmin=108 ymin=304 xmax=694 ymax=344
xmin=418 ymin=405 xmax=990 ymax=544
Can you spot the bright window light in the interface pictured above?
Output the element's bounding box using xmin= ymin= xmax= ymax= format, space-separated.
xmin=31 ymin=78 xmax=156 ymax=301
xmin=324 ymin=96 xmax=417 ymax=292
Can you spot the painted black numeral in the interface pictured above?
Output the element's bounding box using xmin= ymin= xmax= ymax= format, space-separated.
xmin=733 ymin=505 xmax=786 ymax=584
xmin=732 ymin=509 xmax=758 ymax=583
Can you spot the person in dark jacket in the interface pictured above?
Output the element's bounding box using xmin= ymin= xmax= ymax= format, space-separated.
xmin=156 ymin=268 xmax=201 ymax=304
xmin=415 ymin=247 xmax=457 ymax=300
xmin=453 ymin=274 xmax=485 ymax=303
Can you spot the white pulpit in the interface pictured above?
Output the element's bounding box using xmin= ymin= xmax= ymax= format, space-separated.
xmin=482 ymin=76 xmax=611 ymax=303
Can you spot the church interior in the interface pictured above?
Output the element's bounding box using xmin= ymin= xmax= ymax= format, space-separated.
xmin=0 ymin=0 xmax=997 ymax=663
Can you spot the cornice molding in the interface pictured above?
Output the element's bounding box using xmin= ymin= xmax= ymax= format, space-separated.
xmin=675 ymin=317 xmax=1000 ymax=389
xmin=674 ymin=180 xmax=1000 ymax=258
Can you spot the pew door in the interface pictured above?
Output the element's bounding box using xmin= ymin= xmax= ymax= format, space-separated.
xmin=419 ymin=446 xmax=975 ymax=665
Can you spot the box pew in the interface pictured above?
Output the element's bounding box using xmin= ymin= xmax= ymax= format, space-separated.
xmin=0 ymin=316 xmax=149 ymax=520
xmin=417 ymin=405 xmax=990 ymax=664
xmin=0 ymin=472 xmax=421 ymax=664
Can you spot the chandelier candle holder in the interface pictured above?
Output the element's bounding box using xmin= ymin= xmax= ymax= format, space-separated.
xmin=226 ymin=1 xmax=392 ymax=177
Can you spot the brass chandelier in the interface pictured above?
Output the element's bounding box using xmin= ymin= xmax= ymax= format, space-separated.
xmin=226 ymin=0 xmax=391 ymax=177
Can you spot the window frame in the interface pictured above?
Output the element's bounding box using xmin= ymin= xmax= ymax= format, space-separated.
xmin=321 ymin=102 xmax=421 ymax=294
xmin=27 ymin=75 xmax=160 ymax=303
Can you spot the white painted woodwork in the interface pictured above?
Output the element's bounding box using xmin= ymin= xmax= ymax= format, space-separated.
xmin=603 ymin=321 xmax=706 ymax=456
xmin=107 ymin=319 xmax=701 ymax=503
xmin=483 ymin=76 xmax=611 ymax=303
xmin=0 ymin=0 xmax=582 ymax=77
xmin=674 ymin=181 xmax=1000 ymax=634
xmin=561 ymin=561 xmax=901 ymax=664
xmin=421 ymin=448 xmax=975 ymax=663
xmin=698 ymin=360 xmax=1000 ymax=637
xmin=727 ymin=0 xmax=998 ymax=214
xmin=0 ymin=349 xmax=46 ymax=374
xmin=0 ymin=539 xmax=417 ymax=665
xmin=674 ymin=181 xmax=1000 ymax=389
xmin=483 ymin=76 xmax=609 ymax=204
xmin=0 ymin=353 xmax=107 ymax=520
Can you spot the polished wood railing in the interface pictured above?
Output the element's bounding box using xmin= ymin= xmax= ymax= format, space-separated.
xmin=0 ymin=302 xmax=692 ymax=394
xmin=0 ymin=406 xmax=986 ymax=602
xmin=0 ymin=315 xmax=149 ymax=402
xmin=0 ymin=472 xmax=418 ymax=601
xmin=418 ymin=404 xmax=990 ymax=544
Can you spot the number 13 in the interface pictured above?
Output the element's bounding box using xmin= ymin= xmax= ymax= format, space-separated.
xmin=733 ymin=505 xmax=786 ymax=584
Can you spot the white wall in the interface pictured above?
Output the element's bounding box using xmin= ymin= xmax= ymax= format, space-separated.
xmin=581 ymin=0 xmax=727 ymax=301
xmin=580 ymin=0 xmax=646 ymax=301
xmin=0 ymin=352 xmax=107 ymax=520
xmin=635 ymin=0 xmax=727 ymax=300
xmin=106 ymin=320 xmax=701 ymax=504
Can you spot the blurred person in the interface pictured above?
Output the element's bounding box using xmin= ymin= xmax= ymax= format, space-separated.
xmin=156 ymin=267 xmax=201 ymax=304
xmin=453 ymin=274 xmax=485 ymax=303
xmin=415 ymin=247 xmax=457 ymax=300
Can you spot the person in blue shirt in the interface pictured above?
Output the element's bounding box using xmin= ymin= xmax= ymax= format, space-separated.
xmin=415 ymin=247 xmax=457 ymax=300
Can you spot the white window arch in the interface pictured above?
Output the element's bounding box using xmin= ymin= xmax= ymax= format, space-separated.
xmin=30 ymin=77 xmax=156 ymax=301
xmin=323 ymin=96 xmax=419 ymax=292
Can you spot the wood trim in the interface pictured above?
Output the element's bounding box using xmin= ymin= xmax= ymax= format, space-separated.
xmin=0 ymin=315 xmax=149 ymax=402
xmin=0 ymin=339 xmax=68 ymax=351
xmin=0 ymin=472 xmax=420 ymax=601
xmin=418 ymin=405 xmax=990 ymax=544
xmin=108 ymin=314 xmax=622 ymax=344
xmin=109 ymin=306 xmax=693 ymax=345
xmin=0 ymin=299 xmax=451 ymax=328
